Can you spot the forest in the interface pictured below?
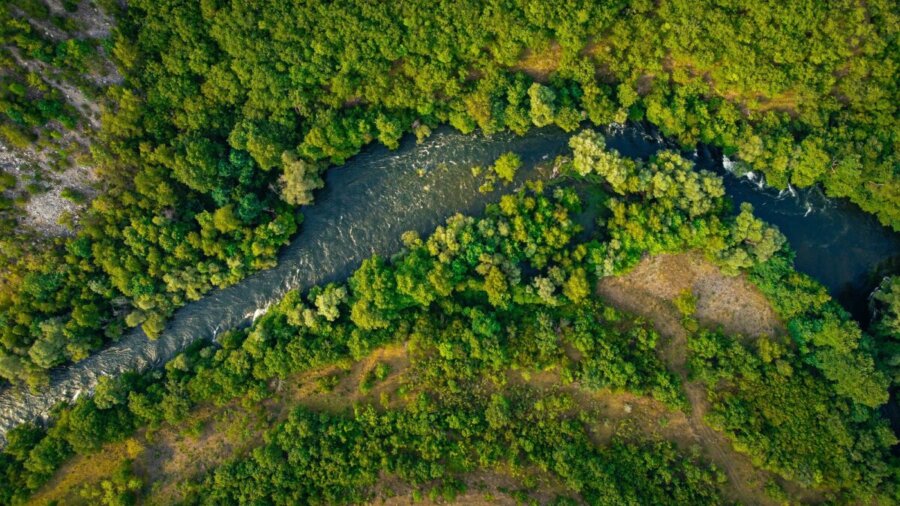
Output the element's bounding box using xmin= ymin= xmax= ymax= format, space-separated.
xmin=0 ymin=134 xmax=895 ymax=504
xmin=0 ymin=0 xmax=897 ymax=504
xmin=0 ymin=0 xmax=897 ymax=389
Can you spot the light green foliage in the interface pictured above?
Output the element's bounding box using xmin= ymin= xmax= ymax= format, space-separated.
xmin=0 ymin=0 xmax=897 ymax=494
xmin=373 ymin=362 xmax=391 ymax=381
xmin=790 ymin=137 xmax=829 ymax=188
xmin=140 ymin=311 xmax=166 ymax=340
xmin=211 ymin=205 xmax=241 ymax=234
xmin=349 ymin=257 xmax=405 ymax=330
xmin=314 ymin=284 xmax=348 ymax=322
xmin=569 ymin=130 xmax=617 ymax=179
xmin=569 ymin=133 xmax=778 ymax=278
xmin=191 ymin=397 xmax=722 ymax=505
xmin=78 ymin=460 xmax=142 ymax=506
xmin=562 ymin=268 xmax=590 ymax=303
xmin=1 ymin=154 xmax=894 ymax=503
xmin=673 ymin=290 xmax=696 ymax=317
xmin=2 ymin=0 xmax=898 ymax=388
xmin=0 ymin=181 xmax=688 ymax=503
xmin=717 ymin=204 xmax=786 ymax=275
xmin=678 ymin=250 xmax=897 ymax=499
xmin=279 ymin=152 xmax=324 ymax=206
xmin=747 ymin=256 xmax=890 ymax=408
xmin=27 ymin=318 xmax=67 ymax=369
xmin=475 ymin=152 xmax=523 ymax=193
xmin=528 ymin=83 xmax=557 ymax=127
xmin=689 ymin=329 xmax=895 ymax=495
xmin=93 ymin=375 xmax=130 ymax=410
xmin=413 ymin=123 xmax=432 ymax=144
xmin=491 ymin=152 xmax=521 ymax=183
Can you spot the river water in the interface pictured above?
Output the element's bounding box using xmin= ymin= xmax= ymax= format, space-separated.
xmin=0 ymin=124 xmax=897 ymax=439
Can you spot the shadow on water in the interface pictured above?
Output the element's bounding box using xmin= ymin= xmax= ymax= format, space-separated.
xmin=0 ymin=123 xmax=897 ymax=440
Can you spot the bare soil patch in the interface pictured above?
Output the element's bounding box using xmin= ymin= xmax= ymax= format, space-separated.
xmin=595 ymin=252 xmax=824 ymax=505
xmin=597 ymin=252 xmax=784 ymax=341
xmin=511 ymin=43 xmax=561 ymax=82
xmin=27 ymin=344 xmax=412 ymax=505
xmin=28 ymin=265 xmax=803 ymax=506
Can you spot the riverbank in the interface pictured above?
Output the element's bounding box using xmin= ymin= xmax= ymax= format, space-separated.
xmin=1 ymin=123 xmax=896 ymax=441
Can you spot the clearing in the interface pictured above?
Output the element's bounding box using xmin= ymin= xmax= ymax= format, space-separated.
xmin=597 ymin=252 xmax=822 ymax=505
xmin=30 ymin=253 xmax=821 ymax=506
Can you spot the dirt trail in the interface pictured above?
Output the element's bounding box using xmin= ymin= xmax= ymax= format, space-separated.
xmin=28 ymin=343 xmax=413 ymax=506
xmin=597 ymin=252 xmax=789 ymax=505
xmin=597 ymin=252 xmax=784 ymax=340
xmin=29 ymin=253 xmax=806 ymax=505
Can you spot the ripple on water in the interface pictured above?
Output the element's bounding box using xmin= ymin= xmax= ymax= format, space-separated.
xmin=1 ymin=123 xmax=897 ymax=442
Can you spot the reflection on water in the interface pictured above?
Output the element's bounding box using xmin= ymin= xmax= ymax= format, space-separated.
xmin=1 ymin=124 xmax=896 ymax=440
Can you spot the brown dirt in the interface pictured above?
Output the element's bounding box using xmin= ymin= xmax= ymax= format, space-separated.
xmin=595 ymin=252 xmax=825 ymax=505
xmin=597 ymin=252 xmax=784 ymax=341
xmin=511 ymin=43 xmax=561 ymax=82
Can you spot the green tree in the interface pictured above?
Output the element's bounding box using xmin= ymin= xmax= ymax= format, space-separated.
xmin=528 ymin=83 xmax=557 ymax=127
xmin=492 ymin=152 xmax=521 ymax=183
xmin=279 ymin=152 xmax=324 ymax=206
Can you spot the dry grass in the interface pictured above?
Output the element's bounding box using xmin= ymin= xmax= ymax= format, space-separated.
xmin=661 ymin=55 xmax=802 ymax=117
xmin=27 ymin=437 xmax=143 ymax=505
xmin=369 ymin=469 xmax=574 ymax=505
xmin=511 ymin=44 xmax=562 ymax=82
xmin=27 ymin=344 xmax=412 ymax=506
xmin=596 ymin=252 xmax=825 ymax=505
xmin=585 ymin=41 xmax=804 ymax=118
xmin=597 ymin=252 xmax=784 ymax=342
xmin=30 ymin=254 xmax=812 ymax=505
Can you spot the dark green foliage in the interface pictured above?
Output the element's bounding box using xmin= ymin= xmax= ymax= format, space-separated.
xmin=183 ymin=397 xmax=723 ymax=505
xmin=0 ymin=180 xmax=688 ymax=503
xmin=566 ymin=130 xmax=784 ymax=279
xmin=689 ymin=329 xmax=894 ymax=497
xmin=0 ymin=1 xmax=897 ymax=491
xmin=1 ymin=0 xmax=898 ymax=389
xmin=1 ymin=142 xmax=894 ymax=503
xmin=102 ymin=0 xmax=898 ymax=231
xmin=681 ymin=253 xmax=895 ymax=500
xmin=871 ymin=276 xmax=900 ymax=385
xmin=748 ymin=253 xmax=890 ymax=406
xmin=59 ymin=187 xmax=86 ymax=204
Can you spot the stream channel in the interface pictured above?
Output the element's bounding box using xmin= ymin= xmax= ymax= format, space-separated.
xmin=1 ymin=123 xmax=897 ymax=439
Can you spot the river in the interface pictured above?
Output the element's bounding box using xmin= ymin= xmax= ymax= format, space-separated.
xmin=0 ymin=124 xmax=897 ymax=439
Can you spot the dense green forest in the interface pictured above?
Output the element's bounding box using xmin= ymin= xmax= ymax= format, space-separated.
xmin=0 ymin=0 xmax=897 ymax=389
xmin=0 ymin=135 xmax=894 ymax=504
xmin=0 ymin=1 xmax=897 ymax=503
